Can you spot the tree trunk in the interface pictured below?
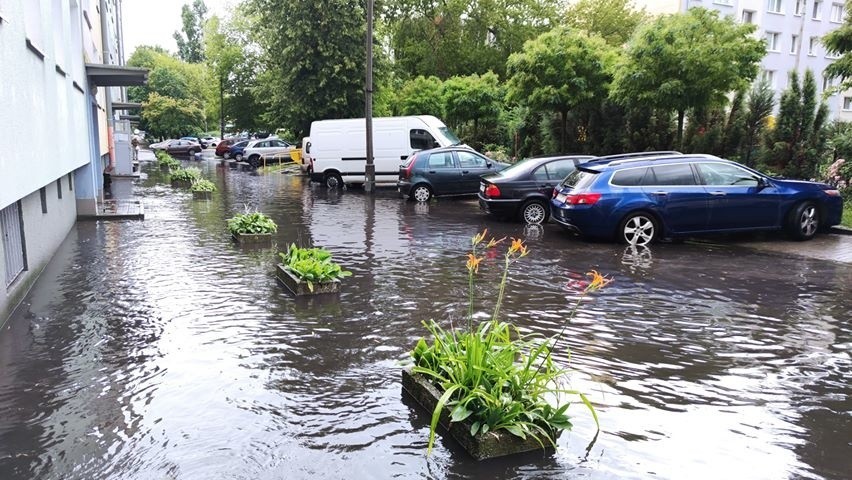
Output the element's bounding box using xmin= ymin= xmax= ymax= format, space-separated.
xmin=219 ymin=76 xmax=225 ymax=140
xmin=677 ymin=109 xmax=685 ymax=151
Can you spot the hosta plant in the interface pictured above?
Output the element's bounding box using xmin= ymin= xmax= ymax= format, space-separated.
xmin=227 ymin=212 xmax=277 ymax=235
xmin=170 ymin=167 xmax=202 ymax=183
xmin=279 ymin=244 xmax=351 ymax=292
xmin=191 ymin=178 xmax=217 ymax=192
xmin=411 ymin=231 xmax=604 ymax=454
xmin=156 ymin=151 xmax=181 ymax=169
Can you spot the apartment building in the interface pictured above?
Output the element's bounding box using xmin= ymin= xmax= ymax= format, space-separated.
xmin=0 ymin=0 xmax=146 ymax=324
xmin=633 ymin=0 xmax=852 ymax=120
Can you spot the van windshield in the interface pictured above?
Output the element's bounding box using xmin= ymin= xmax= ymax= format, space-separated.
xmin=436 ymin=126 xmax=461 ymax=146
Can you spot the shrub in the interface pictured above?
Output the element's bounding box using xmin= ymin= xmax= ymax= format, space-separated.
xmin=278 ymin=244 xmax=352 ymax=292
xmin=191 ymin=178 xmax=217 ymax=192
xmin=227 ymin=212 xmax=277 ymax=235
xmin=410 ymin=231 xmax=602 ymax=454
xmin=170 ymin=167 xmax=202 ymax=183
xmin=156 ymin=151 xmax=181 ymax=169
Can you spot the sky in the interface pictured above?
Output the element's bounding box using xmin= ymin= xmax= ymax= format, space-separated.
xmin=122 ymin=0 xmax=234 ymax=58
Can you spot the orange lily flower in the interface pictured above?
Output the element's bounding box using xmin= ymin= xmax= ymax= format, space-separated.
xmin=466 ymin=253 xmax=484 ymax=273
xmin=471 ymin=229 xmax=488 ymax=246
xmin=585 ymin=270 xmax=612 ymax=292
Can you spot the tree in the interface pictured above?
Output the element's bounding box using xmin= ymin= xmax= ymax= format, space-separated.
xmin=141 ymin=93 xmax=206 ymax=139
xmin=205 ymin=15 xmax=244 ymax=138
xmin=442 ymin=72 xmax=503 ymax=148
xmin=174 ymin=0 xmax=208 ymax=63
xmin=822 ymin=0 xmax=852 ymax=91
xmin=506 ymin=27 xmax=616 ymax=152
xmin=611 ymin=7 xmax=765 ymax=148
xmin=384 ymin=0 xmax=561 ymax=79
xmin=564 ymin=0 xmax=649 ymax=47
xmin=248 ymin=0 xmax=368 ymax=137
xmin=394 ymin=76 xmax=445 ymax=116
xmin=740 ymin=81 xmax=775 ymax=167
xmin=762 ymin=70 xmax=829 ymax=178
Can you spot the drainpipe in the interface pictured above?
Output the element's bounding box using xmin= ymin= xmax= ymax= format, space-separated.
xmin=100 ymin=0 xmax=115 ymax=174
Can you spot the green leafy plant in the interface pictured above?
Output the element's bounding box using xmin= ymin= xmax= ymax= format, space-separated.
xmin=170 ymin=166 xmax=202 ymax=183
xmin=191 ymin=178 xmax=217 ymax=192
xmin=279 ymin=244 xmax=351 ymax=292
xmin=227 ymin=211 xmax=277 ymax=235
xmin=411 ymin=231 xmax=604 ymax=454
xmin=156 ymin=151 xmax=181 ymax=169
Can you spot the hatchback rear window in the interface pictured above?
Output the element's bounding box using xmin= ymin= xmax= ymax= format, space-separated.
xmin=561 ymin=170 xmax=598 ymax=190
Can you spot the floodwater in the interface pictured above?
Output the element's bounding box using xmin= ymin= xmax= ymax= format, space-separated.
xmin=1 ymin=159 xmax=850 ymax=480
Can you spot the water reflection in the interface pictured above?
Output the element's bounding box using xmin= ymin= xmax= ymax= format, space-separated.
xmin=0 ymin=160 xmax=849 ymax=479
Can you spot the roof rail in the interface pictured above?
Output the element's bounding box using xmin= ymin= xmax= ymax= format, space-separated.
xmin=606 ymin=152 xmax=722 ymax=166
xmin=592 ymin=151 xmax=681 ymax=162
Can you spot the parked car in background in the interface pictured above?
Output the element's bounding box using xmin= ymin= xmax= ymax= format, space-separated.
xmin=398 ymin=146 xmax=510 ymax=202
xmin=228 ymin=140 xmax=251 ymax=162
xmin=479 ymin=155 xmax=593 ymax=224
xmin=243 ymin=138 xmax=292 ymax=167
xmin=215 ymin=138 xmax=235 ymax=158
xmin=150 ymin=139 xmax=177 ymax=151
xmin=201 ymin=136 xmax=219 ymax=148
xmin=550 ymin=154 xmax=844 ymax=245
xmin=165 ymin=139 xmax=203 ymax=156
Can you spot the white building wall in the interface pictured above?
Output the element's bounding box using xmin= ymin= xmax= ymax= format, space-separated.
xmin=0 ymin=0 xmax=95 ymax=324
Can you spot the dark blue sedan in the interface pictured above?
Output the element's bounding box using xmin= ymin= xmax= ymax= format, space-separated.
xmin=550 ymin=154 xmax=844 ymax=245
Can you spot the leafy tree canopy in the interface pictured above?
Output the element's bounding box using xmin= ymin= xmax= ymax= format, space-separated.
xmin=611 ymin=7 xmax=765 ymax=144
xmin=822 ymin=0 xmax=852 ymax=91
xmin=174 ymin=0 xmax=208 ymax=63
xmin=141 ymin=92 xmax=206 ymax=139
xmin=564 ymin=0 xmax=649 ymax=47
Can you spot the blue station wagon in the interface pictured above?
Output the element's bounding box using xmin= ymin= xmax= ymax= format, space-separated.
xmin=550 ymin=154 xmax=844 ymax=245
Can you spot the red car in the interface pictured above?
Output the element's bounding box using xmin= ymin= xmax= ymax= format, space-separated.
xmin=216 ymin=138 xmax=235 ymax=158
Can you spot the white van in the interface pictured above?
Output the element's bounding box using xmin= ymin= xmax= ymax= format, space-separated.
xmin=308 ymin=115 xmax=460 ymax=188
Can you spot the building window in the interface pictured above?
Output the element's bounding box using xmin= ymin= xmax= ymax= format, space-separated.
xmin=768 ymin=0 xmax=784 ymax=14
xmin=795 ymin=0 xmax=805 ymax=15
xmin=809 ymin=36 xmax=818 ymax=55
xmin=813 ymin=1 xmax=823 ymax=19
xmin=823 ymin=75 xmax=833 ymax=91
xmin=68 ymin=173 xmax=73 ymax=191
xmin=766 ymin=32 xmax=781 ymax=51
xmin=831 ymin=2 xmax=844 ymax=22
xmin=56 ymin=179 xmax=62 ymax=199
xmin=742 ymin=10 xmax=755 ymax=23
xmin=1 ymin=202 xmax=28 ymax=286
xmin=791 ymin=34 xmax=800 ymax=53
xmin=843 ymin=97 xmax=852 ymax=110
xmin=762 ymin=69 xmax=777 ymax=88
xmin=39 ymin=187 xmax=47 ymax=213
xmin=714 ymin=0 xmax=734 ymax=5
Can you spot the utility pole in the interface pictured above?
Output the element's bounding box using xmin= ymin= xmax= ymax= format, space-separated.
xmin=364 ymin=0 xmax=375 ymax=193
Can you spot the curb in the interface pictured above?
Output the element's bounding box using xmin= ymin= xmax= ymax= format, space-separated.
xmin=830 ymin=225 xmax=852 ymax=235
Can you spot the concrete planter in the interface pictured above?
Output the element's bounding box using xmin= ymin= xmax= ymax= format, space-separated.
xmin=192 ymin=191 xmax=213 ymax=200
xmin=401 ymin=368 xmax=559 ymax=460
xmin=276 ymin=264 xmax=340 ymax=296
xmin=231 ymin=232 xmax=272 ymax=247
xmin=171 ymin=179 xmax=192 ymax=188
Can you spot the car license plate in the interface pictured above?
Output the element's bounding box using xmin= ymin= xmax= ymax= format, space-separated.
xmin=555 ymin=192 xmax=568 ymax=203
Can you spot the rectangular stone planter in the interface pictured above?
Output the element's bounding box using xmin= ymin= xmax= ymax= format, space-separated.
xmin=276 ymin=264 xmax=340 ymax=296
xmin=192 ymin=190 xmax=213 ymax=200
xmin=231 ymin=232 xmax=272 ymax=247
xmin=171 ymin=179 xmax=192 ymax=188
xmin=401 ymin=368 xmax=559 ymax=460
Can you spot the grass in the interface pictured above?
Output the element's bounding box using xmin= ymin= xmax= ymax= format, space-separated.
xmin=842 ymin=202 xmax=852 ymax=228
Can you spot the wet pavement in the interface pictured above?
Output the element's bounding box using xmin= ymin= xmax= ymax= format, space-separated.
xmin=0 ymin=156 xmax=850 ymax=479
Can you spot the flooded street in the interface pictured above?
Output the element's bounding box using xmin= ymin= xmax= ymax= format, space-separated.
xmin=1 ymin=159 xmax=850 ymax=479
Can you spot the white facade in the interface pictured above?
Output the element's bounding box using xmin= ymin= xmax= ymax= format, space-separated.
xmin=0 ymin=0 xmax=132 ymax=325
xmin=633 ymin=0 xmax=852 ymax=120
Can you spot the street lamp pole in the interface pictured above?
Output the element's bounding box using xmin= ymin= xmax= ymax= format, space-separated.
xmin=364 ymin=0 xmax=375 ymax=193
